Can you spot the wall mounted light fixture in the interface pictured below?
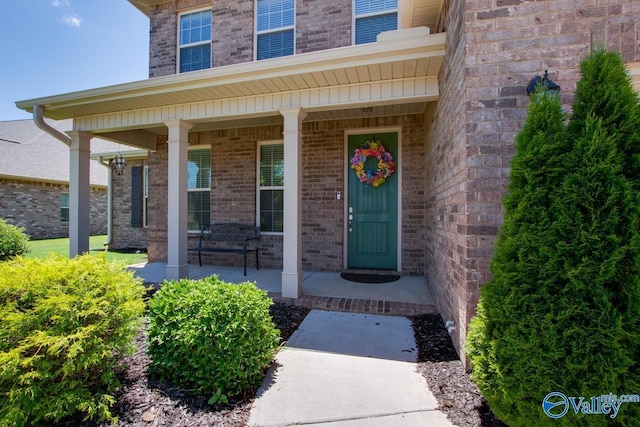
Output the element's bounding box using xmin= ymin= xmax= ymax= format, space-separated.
xmin=526 ymin=70 xmax=561 ymax=96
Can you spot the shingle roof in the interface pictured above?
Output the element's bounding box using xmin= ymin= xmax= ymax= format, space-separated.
xmin=0 ymin=119 xmax=122 ymax=187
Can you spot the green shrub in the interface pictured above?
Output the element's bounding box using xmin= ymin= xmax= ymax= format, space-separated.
xmin=467 ymin=49 xmax=640 ymax=426
xmin=0 ymin=218 xmax=29 ymax=261
xmin=0 ymin=255 xmax=146 ymax=426
xmin=569 ymin=48 xmax=640 ymax=189
xmin=147 ymin=276 xmax=280 ymax=401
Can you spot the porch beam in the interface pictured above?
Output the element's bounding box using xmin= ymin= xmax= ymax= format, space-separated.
xmin=66 ymin=130 xmax=92 ymax=257
xmin=280 ymin=107 xmax=307 ymax=298
xmin=165 ymin=119 xmax=193 ymax=281
xmin=98 ymin=129 xmax=157 ymax=151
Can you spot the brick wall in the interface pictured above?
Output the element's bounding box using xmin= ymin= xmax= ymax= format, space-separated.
xmin=147 ymin=139 xmax=169 ymax=262
xmin=297 ymin=0 xmax=352 ymax=53
xmin=426 ymin=0 xmax=640 ymax=360
xmin=110 ymin=159 xmax=148 ymax=250
xmin=148 ymin=0 xmax=360 ymax=77
xmin=0 ymin=179 xmax=107 ymax=240
xmin=212 ymin=0 xmax=254 ymax=66
xmin=424 ymin=0 xmax=470 ymax=357
xmin=148 ymin=1 xmax=178 ymax=77
xmin=146 ymin=115 xmax=427 ymax=274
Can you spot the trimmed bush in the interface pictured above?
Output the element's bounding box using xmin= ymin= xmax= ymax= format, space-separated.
xmin=0 ymin=218 xmax=29 ymax=261
xmin=0 ymin=255 xmax=146 ymax=426
xmin=467 ymin=49 xmax=640 ymax=426
xmin=147 ymin=276 xmax=280 ymax=401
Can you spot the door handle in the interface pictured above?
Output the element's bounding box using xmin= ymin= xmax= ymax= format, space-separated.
xmin=348 ymin=208 xmax=353 ymax=232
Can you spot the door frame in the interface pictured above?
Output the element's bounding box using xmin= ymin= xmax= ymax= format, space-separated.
xmin=343 ymin=127 xmax=402 ymax=271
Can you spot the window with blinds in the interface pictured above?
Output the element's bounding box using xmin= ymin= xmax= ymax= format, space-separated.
xmin=354 ymin=0 xmax=397 ymax=45
xmin=178 ymin=9 xmax=212 ymax=73
xmin=258 ymin=143 xmax=284 ymax=233
xmin=256 ymin=0 xmax=295 ymax=60
xmin=60 ymin=193 xmax=69 ymax=222
xmin=187 ymin=148 xmax=211 ymax=231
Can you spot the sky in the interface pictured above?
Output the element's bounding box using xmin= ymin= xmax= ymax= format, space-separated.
xmin=0 ymin=0 xmax=149 ymax=121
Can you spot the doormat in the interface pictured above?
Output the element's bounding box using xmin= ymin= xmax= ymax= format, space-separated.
xmin=340 ymin=272 xmax=401 ymax=284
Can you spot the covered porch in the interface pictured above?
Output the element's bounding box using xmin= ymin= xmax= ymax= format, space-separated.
xmin=16 ymin=27 xmax=445 ymax=303
xmin=129 ymin=262 xmax=436 ymax=316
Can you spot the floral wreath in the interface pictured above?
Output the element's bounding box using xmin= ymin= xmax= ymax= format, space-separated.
xmin=350 ymin=139 xmax=396 ymax=187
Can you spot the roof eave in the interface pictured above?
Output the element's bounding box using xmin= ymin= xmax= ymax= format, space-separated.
xmin=15 ymin=29 xmax=446 ymax=121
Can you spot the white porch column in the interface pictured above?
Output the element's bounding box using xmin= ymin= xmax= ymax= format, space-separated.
xmin=280 ymin=107 xmax=307 ymax=298
xmin=165 ymin=120 xmax=193 ymax=281
xmin=66 ymin=131 xmax=92 ymax=257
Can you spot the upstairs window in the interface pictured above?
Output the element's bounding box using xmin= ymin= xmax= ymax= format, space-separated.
xmin=188 ymin=148 xmax=211 ymax=231
xmin=354 ymin=0 xmax=397 ymax=45
xmin=256 ymin=0 xmax=295 ymax=60
xmin=179 ymin=9 xmax=212 ymax=73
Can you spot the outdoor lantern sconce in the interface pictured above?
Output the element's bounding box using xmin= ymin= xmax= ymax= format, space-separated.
xmin=526 ymin=70 xmax=561 ymax=96
xmin=109 ymin=152 xmax=127 ymax=176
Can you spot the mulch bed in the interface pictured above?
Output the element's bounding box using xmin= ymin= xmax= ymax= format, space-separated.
xmin=411 ymin=314 xmax=507 ymax=427
xmin=57 ymin=303 xmax=505 ymax=427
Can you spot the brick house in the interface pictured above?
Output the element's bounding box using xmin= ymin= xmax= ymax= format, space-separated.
xmin=0 ymin=119 xmax=110 ymax=239
xmin=15 ymin=0 xmax=640 ymax=356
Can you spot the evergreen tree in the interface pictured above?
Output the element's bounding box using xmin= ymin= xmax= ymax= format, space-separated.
xmin=569 ymin=48 xmax=640 ymax=189
xmin=467 ymin=50 xmax=640 ymax=426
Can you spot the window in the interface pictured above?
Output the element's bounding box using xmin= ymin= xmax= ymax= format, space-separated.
xmin=188 ymin=148 xmax=211 ymax=231
xmin=60 ymin=193 xmax=69 ymax=222
xmin=258 ymin=142 xmax=284 ymax=233
xmin=178 ymin=9 xmax=212 ymax=73
xmin=354 ymin=0 xmax=398 ymax=45
xmin=256 ymin=0 xmax=295 ymax=60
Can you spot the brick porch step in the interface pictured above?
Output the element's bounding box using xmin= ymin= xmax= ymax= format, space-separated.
xmin=269 ymin=293 xmax=436 ymax=317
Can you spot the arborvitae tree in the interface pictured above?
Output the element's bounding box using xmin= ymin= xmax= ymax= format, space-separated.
xmin=467 ymin=50 xmax=640 ymax=426
xmin=569 ymin=48 xmax=640 ymax=189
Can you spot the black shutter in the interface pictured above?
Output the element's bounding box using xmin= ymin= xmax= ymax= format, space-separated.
xmin=131 ymin=166 xmax=143 ymax=228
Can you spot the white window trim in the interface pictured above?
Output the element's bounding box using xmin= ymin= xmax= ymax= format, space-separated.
xmin=352 ymin=1 xmax=398 ymax=45
xmin=256 ymin=140 xmax=284 ymax=235
xmin=253 ymin=0 xmax=296 ymax=61
xmin=176 ymin=7 xmax=212 ymax=74
xmin=187 ymin=145 xmax=211 ymax=233
xmin=61 ymin=192 xmax=69 ymax=223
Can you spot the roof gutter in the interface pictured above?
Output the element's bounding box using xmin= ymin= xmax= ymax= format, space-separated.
xmin=96 ymin=155 xmax=113 ymax=247
xmin=33 ymin=104 xmax=71 ymax=146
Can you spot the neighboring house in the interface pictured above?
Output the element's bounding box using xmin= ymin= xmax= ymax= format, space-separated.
xmin=15 ymin=0 xmax=640 ymax=357
xmin=0 ymin=119 xmax=113 ymax=239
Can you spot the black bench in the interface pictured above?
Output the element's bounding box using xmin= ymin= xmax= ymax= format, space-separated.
xmin=188 ymin=223 xmax=260 ymax=276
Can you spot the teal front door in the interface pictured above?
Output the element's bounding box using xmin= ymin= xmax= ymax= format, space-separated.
xmin=347 ymin=133 xmax=398 ymax=270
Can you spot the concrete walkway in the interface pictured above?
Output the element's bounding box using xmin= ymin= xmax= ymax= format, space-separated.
xmin=248 ymin=310 xmax=454 ymax=427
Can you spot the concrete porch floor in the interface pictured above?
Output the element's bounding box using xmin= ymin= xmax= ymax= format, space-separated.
xmin=128 ymin=262 xmax=436 ymax=316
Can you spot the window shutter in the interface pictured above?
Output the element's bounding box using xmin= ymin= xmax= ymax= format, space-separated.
xmin=131 ymin=166 xmax=143 ymax=228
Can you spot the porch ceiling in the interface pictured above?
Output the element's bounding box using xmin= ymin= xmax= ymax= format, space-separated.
xmin=16 ymin=29 xmax=444 ymax=142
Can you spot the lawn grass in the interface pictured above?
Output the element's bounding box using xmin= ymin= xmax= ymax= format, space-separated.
xmin=25 ymin=235 xmax=147 ymax=266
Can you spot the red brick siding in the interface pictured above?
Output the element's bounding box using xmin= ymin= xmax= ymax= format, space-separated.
xmin=146 ymin=139 xmax=169 ymax=262
xmin=0 ymin=179 xmax=107 ymax=239
xmin=424 ymin=0 xmax=470 ymax=357
xmin=297 ymin=0 xmax=352 ymax=54
xmin=109 ymin=159 xmax=148 ymax=250
xmin=427 ymin=0 xmax=640 ymax=360
xmin=212 ymin=0 xmax=254 ymax=66
xmin=146 ymin=115 xmax=427 ymax=275
xmin=148 ymin=0 xmax=360 ymax=77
